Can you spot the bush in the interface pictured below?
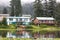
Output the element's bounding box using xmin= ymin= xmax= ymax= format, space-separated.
xmin=40 ymin=24 xmax=48 ymax=28
xmin=8 ymin=24 xmax=16 ymax=29
xmin=0 ymin=25 xmax=8 ymax=28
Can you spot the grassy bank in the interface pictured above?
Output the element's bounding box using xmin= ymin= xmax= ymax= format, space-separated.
xmin=0 ymin=38 xmax=60 ymax=40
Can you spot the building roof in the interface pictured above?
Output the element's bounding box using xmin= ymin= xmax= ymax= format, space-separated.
xmin=36 ymin=17 xmax=55 ymax=20
xmin=0 ymin=14 xmax=9 ymax=15
xmin=0 ymin=14 xmax=9 ymax=17
xmin=22 ymin=14 xmax=31 ymax=17
xmin=6 ymin=17 xmax=31 ymax=19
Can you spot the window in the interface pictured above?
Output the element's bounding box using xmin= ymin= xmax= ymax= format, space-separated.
xmin=20 ymin=18 xmax=22 ymax=21
xmin=46 ymin=20 xmax=49 ymax=23
xmin=41 ymin=20 xmax=43 ymax=23
xmin=24 ymin=18 xmax=28 ymax=22
xmin=9 ymin=18 xmax=13 ymax=21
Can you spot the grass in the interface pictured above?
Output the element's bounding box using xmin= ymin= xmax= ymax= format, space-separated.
xmin=0 ymin=24 xmax=60 ymax=31
xmin=0 ymin=38 xmax=60 ymax=40
xmin=31 ymin=25 xmax=60 ymax=32
xmin=0 ymin=26 xmax=60 ymax=31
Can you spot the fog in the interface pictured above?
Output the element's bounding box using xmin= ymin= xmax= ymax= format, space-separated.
xmin=0 ymin=0 xmax=60 ymax=6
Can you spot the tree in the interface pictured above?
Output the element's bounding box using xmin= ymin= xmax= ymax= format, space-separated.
xmin=54 ymin=3 xmax=60 ymax=38
xmin=0 ymin=18 xmax=8 ymax=37
xmin=42 ymin=0 xmax=48 ymax=17
xmin=0 ymin=18 xmax=8 ymax=28
xmin=48 ymin=0 xmax=56 ymax=17
xmin=2 ymin=18 xmax=7 ymax=26
xmin=10 ymin=0 xmax=15 ymax=16
xmin=55 ymin=3 xmax=60 ymax=26
xmin=3 ymin=7 xmax=7 ymax=14
xmin=10 ymin=5 xmax=15 ymax=16
xmin=34 ymin=0 xmax=43 ymax=17
xmin=10 ymin=0 xmax=22 ymax=16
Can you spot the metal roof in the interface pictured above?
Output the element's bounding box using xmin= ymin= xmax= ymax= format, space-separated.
xmin=36 ymin=17 xmax=55 ymax=20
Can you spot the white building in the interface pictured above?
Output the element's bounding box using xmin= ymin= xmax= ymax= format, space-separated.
xmin=6 ymin=17 xmax=31 ymax=25
xmin=22 ymin=14 xmax=31 ymax=17
xmin=0 ymin=14 xmax=9 ymax=21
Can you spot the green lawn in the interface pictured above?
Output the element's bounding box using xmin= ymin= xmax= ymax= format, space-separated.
xmin=0 ymin=38 xmax=60 ymax=40
xmin=31 ymin=25 xmax=60 ymax=31
xmin=0 ymin=26 xmax=60 ymax=32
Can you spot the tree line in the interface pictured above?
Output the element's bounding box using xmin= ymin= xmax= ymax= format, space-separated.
xmin=10 ymin=0 xmax=60 ymax=26
xmin=1 ymin=0 xmax=60 ymax=26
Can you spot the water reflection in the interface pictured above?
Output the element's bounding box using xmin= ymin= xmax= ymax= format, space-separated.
xmin=0 ymin=30 xmax=59 ymax=38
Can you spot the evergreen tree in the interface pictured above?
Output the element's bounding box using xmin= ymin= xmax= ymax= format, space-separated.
xmin=2 ymin=18 xmax=7 ymax=26
xmin=10 ymin=0 xmax=15 ymax=16
xmin=42 ymin=0 xmax=48 ymax=17
xmin=10 ymin=4 xmax=15 ymax=16
xmin=3 ymin=7 xmax=7 ymax=14
xmin=55 ymin=3 xmax=60 ymax=26
xmin=48 ymin=0 xmax=56 ymax=17
xmin=10 ymin=0 xmax=22 ymax=16
xmin=34 ymin=0 xmax=43 ymax=17
xmin=53 ymin=3 xmax=60 ymax=37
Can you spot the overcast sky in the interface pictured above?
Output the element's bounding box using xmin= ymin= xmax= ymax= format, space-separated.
xmin=0 ymin=0 xmax=60 ymax=6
